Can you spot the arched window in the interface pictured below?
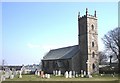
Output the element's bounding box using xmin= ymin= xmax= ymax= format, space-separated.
xmin=91 ymin=24 xmax=94 ymax=30
xmin=92 ymin=64 xmax=95 ymax=70
xmin=92 ymin=52 xmax=95 ymax=58
xmin=92 ymin=42 xmax=94 ymax=47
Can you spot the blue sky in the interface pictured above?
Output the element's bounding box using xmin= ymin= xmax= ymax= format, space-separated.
xmin=1 ymin=2 xmax=118 ymax=65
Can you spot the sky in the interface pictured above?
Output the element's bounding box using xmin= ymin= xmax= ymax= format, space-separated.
xmin=1 ymin=2 xmax=118 ymax=66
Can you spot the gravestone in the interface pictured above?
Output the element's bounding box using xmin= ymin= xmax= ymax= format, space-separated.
xmin=45 ymin=74 xmax=47 ymax=78
xmin=0 ymin=70 xmax=2 ymax=76
xmin=87 ymin=72 xmax=92 ymax=78
xmin=41 ymin=71 xmax=44 ymax=78
xmin=9 ymin=70 xmax=12 ymax=77
xmin=69 ymin=71 xmax=72 ymax=78
xmin=19 ymin=71 xmax=22 ymax=78
xmin=75 ymin=72 xmax=78 ymax=78
xmin=10 ymin=74 xmax=14 ymax=79
xmin=37 ymin=71 xmax=40 ymax=76
xmin=72 ymin=71 xmax=75 ymax=78
xmin=81 ymin=70 xmax=84 ymax=77
xmin=35 ymin=70 xmax=37 ymax=75
xmin=55 ymin=70 xmax=58 ymax=76
xmin=16 ymin=71 xmax=19 ymax=75
xmin=58 ymin=70 xmax=61 ymax=76
xmin=53 ymin=70 xmax=55 ymax=75
xmin=45 ymin=74 xmax=50 ymax=78
xmin=13 ymin=70 xmax=17 ymax=76
xmin=83 ymin=71 xmax=86 ymax=77
xmin=0 ymin=71 xmax=2 ymax=81
xmin=12 ymin=68 xmax=16 ymax=76
xmin=47 ymin=74 xmax=50 ymax=78
xmin=65 ymin=71 xmax=68 ymax=78
xmin=1 ymin=75 xmax=6 ymax=81
xmin=112 ymin=74 xmax=115 ymax=77
xmin=5 ymin=71 xmax=9 ymax=79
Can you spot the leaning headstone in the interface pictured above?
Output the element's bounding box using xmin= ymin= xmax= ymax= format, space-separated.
xmin=69 ymin=71 xmax=72 ymax=78
xmin=58 ymin=70 xmax=61 ymax=76
xmin=65 ymin=71 xmax=69 ymax=78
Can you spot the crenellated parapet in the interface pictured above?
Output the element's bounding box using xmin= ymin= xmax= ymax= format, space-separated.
xmin=78 ymin=8 xmax=97 ymax=20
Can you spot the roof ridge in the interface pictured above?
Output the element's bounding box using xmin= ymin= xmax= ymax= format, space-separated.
xmin=51 ymin=45 xmax=78 ymax=51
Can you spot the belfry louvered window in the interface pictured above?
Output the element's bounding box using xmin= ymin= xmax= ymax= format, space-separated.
xmin=92 ymin=42 xmax=94 ymax=47
xmin=91 ymin=24 xmax=94 ymax=30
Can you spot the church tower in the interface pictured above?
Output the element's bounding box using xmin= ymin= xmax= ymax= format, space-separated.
xmin=78 ymin=8 xmax=99 ymax=74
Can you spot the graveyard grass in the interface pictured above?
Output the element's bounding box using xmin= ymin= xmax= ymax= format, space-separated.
xmin=3 ymin=74 xmax=119 ymax=81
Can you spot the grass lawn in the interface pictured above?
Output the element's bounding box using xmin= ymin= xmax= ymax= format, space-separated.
xmin=4 ymin=74 xmax=119 ymax=81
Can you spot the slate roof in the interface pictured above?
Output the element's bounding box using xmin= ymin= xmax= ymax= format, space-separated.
xmin=42 ymin=45 xmax=80 ymax=60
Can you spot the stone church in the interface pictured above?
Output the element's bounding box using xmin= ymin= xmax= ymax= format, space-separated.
xmin=42 ymin=8 xmax=99 ymax=74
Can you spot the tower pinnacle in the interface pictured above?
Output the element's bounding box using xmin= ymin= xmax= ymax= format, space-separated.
xmin=86 ymin=8 xmax=88 ymax=16
xmin=78 ymin=12 xmax=80 ymax=18
xmin=94 ymin=10 xmax=96 ymax=17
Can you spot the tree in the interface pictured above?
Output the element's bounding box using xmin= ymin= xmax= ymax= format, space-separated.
xmin=98 ymin=51 xmax=108 ymax=65
xmin=102 ymin=27 xmax=120 ymax=74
